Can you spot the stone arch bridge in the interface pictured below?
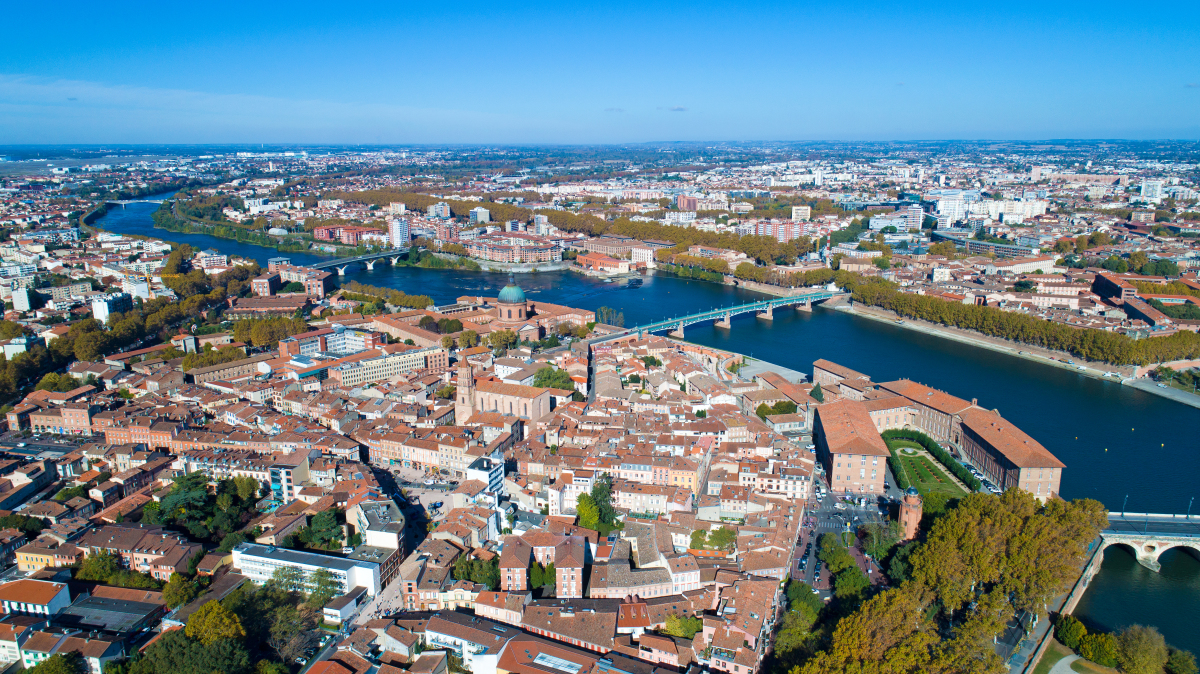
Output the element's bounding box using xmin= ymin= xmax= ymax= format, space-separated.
xmin=1093 ymin=512 xmax=1200 ymax=573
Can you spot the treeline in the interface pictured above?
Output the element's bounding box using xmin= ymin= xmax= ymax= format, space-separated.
xmin=339 ymin=281 xmax=433 ymax=309
xmin=850 ymin=277 xmax=1200 ymax=366
xmin=152 ymin=211 xmax=314 ymax=255
xmin=609 ymin=217 xmax=814 ymax=265
xmin=882 ymin=429 xmax=981 ymax=491
xmin=323 ymin=189 xmax=609 ymax=236
xmin=231 ymin=317 xmax=311 ymax=348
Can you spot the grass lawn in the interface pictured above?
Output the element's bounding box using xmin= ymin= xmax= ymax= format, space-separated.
xmin=1032 ymin=640 xmax=1073 ymax=674
xmin=893 ymin=451 xmax=967 ymax=497
xmin=1070 ymin=659 xmax=1119 ymax=674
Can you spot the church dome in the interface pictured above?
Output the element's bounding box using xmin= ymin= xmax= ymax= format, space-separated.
xmin=905 ymin=486 xmax=920 ymax=497
xmin=497 ymin=282 xmax=526 ymax=305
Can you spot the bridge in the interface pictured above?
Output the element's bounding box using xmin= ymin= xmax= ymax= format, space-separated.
xmin=310 ymin=248 xmax=410 ymax=275
xmin=630 ymin=287 xmax=847 ymax=338
xmin=1094 ymin=512 xmax=1200 ymax=572
xmin=106 ymin=199 xmax=165 ymax=206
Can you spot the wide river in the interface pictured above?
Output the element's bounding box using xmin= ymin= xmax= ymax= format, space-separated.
xmin=96 ymin=200 xmax=1200 ymax=652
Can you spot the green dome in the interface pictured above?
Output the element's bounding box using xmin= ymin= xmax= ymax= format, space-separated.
xmin=497 ymin=283 xmax=526 ymax=304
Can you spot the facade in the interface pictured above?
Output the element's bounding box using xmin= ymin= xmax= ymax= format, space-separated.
xmin=958 ymin=408 xmax=1064 ymax=501
xmin=814 ymin=400 xmax=889 ymax=495
xmin=232 ymin=542 xmax=382 ymax=595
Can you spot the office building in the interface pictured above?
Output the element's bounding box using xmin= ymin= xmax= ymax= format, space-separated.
xmin=791 ymin=205 xmax=812 ymax=222
xmin=469 ymin=207 xmax=490 ymax=224
xmin=232 ymin=542 xmax=381 ymax=595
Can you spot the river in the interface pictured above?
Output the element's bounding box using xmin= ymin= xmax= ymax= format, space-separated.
xmin=94 ymin=199 xmax=1200 ymax=653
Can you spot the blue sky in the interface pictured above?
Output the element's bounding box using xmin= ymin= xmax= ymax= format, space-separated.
xmin=1 ymin=0 xmax=1197 ymax=144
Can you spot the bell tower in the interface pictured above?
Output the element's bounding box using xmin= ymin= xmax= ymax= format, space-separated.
xmin=455 ymin=365 xmax=475 ymax=424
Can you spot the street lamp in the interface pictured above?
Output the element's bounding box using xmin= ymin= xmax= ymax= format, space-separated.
xmin=1122 ymin=494 xmax=1128 ymax=518
xmin=1189 ymin=497 xmax=1194 ymax=520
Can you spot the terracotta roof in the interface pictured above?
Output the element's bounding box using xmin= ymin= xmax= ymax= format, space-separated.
xmin=0 ymin=579 xmax=65 ymax=605
xmin=960 ymin=408 xmax=1065 ymax=469
xmin=878 ymin=379 xmax=974 ymax=416
xmin=815 ymin=400 xmax=890 ymax=457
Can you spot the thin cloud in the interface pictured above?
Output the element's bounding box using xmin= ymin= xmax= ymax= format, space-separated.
xmin=1187 ymin=83 xmax=1198 ymax=88
xmin=604 ymin=107 xmax=624 ymax=113
xmin=668 ymin=106 xmax=687 ymax=112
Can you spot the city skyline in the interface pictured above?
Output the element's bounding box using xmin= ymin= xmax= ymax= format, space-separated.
xmin=2 ymin=0 xmax=1198 ymax=144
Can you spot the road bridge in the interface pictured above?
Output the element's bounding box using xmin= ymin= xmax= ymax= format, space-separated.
xmin=309 ymin=248 xmax=410 ymax=275
xmin=1094 ymin=512 xmax=1200 ymax=572
xmin=105 ymin=199 xmax=165 ymax=206
xmin=631 ymin=288 xmax=847 ymax=338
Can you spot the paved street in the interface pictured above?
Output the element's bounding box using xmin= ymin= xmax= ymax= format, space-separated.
xmin=791 ymin=467 xmax=901 ymax=598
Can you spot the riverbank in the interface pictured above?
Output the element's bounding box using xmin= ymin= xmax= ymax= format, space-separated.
xmin=836 ymin=303 xmax=1200 ymax=409
xmin=837 ymin=303 xmax=1133 ymax=378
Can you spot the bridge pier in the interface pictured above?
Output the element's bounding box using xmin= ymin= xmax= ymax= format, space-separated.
xmin=796 ymin=301 xmax=812 ymax=312
xmin=390 ymin=256 xmax=402 ymax=265
xmin=714 ymin=313 xmax=731 ymax=329
xmin=757 ymin=306 xmax=774 ymax=321
xmin=365 ymin=261 xmax=376 ymax=270
xmin=669 ymin=322 xmax=685 ymax=339
xmin=336 ymin=266 xmax=350 ymax=276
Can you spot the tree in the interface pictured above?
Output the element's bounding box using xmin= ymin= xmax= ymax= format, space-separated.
xmin=591 ymin=475 xmax=615 ymax=525
xmin=217 ymin=532 xmax=248 ymax=553
xmin=131 ymin=627 xmax=251 ymax=674
xmin=186 ymin=600 xmax=247 ymax=645
xmin=1115 ymin=625 xmax=1169 ymax=674
xmin=707 ymin=526 xmax=737 ymax=551
xmin=1079 ymin=633 xmax=1119 ymax=668
xmin=270 ymin=565 xmax=307 ymax=593
xmin=441 ymin=335 xmax=456 ymax=350
xmin=576 ymin=493 xmax=600 ymax=529
xmin=487 ymin=330 xmax=517 ymax=351
xmin=811 ymin=383 xmax=825 ymax=402
xmin=1054 ymin=614 xmax=1087 ymax=650
xmin=163 ymin=572 xmax=200 ymax=609
xmin=306 ymin=568 xmax=338 ymax=609
xmin=695 ymin=409 xmax=706 ymax=418
xmin=76 ymin=550 xmax=121 ymax=582
xmin=233 ymin=476 xmax=260 ymax=501
xmin=308 ymin=508 xmax=342 ymax=549
xmin=663 ymin=614 xmax=703 ymax=639
xmin=533 ymin=367 xmax=574 ymax=391
xmin=458 ymin=330 xmax=479 ymax=348
xmin=542 ymin=562 xmax=555 ymax=588
xmin=280 ymin=282 xmax=305 ymax=293
xmin=860 ymin=521 xmax=903 ymax=561
xmin=1168 ymin=649 xmax=1199 ymax=674
xmin=689 ymin=529 xmax=707 ymax=550
xmin=834 ymin=566 xmax=870 ymax=602
xmin=27 ymin=652 xmax=85 ymax=674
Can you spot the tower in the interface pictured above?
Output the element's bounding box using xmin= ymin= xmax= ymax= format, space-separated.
xmin=899 ymin=487 xmax=923 ymax=541
xmin=455 ymin=365 xmax=476 ymax=424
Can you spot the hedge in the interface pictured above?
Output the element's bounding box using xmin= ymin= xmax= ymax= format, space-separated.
xmin=884 ymin=442 xmax=912 ymax=491
xmin=881 ymin=429 xmax=982 ymax=492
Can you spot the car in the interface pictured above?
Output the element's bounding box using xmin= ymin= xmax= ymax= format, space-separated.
xmin=16 ymin=443 xmax=25 ymax=448
xmin=342 ymin=546 xmax=355 ymax=554
xmin=431 ymin=501 xmax=444 ymax=509
xmin=423 ymin=479 xmax=434 ymax=485
xmin=295 ymin=658 xmax=307 ymax=666
xmin=1077 ymin=365 xmax=1087 ymax=371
